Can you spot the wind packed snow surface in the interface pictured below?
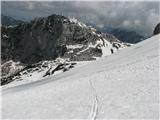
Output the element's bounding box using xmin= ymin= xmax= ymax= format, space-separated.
xmin=2 ymin=35 xmax=159 ymax=119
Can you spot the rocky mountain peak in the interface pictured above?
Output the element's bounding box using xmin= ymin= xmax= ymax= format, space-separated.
xmin=2 ymin=14 xmax=128 ymax=64
xmin=1 ymin=14 xmax=129 ymax=85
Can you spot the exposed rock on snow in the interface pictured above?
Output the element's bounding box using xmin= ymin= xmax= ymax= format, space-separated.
xmin=153 ymin=23 xmax=160 ymax=35
xmin=1 ymin=58 xmax=77 ymax=86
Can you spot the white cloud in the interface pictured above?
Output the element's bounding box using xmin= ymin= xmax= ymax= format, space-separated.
xmin=26 ymin=2 xmax=35 ymax=10
xmin=122 ymin=20 xmax=131 ymax=27
xmin=2 ymin=1 xmax=160 ymax=36
xmin=134 ymin=20 xmax=141 ymax=26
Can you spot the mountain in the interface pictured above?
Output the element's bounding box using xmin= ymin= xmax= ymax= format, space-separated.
xmin=106 ymin=28 xmax=146 ymax=43
xmin=2 ymin=34 xmax=159 ymax=119
xmin=1 ymin=15 xmax=25 ymax=26
xmin=88 ymin=24 xmax=146 ymax=44
xmin=153 ymin=23 xmax=160 ymax=35
xmin=1 ymin=14 xmax=129 ymax=85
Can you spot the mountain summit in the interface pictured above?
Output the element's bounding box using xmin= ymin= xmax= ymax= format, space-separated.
xmin=1 ymin=14 xmax=129 ymax=85
xmin=2 ymin=14 xmax=129 ymax=64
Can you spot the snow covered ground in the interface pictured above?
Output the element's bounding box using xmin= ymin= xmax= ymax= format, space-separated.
xmin=2 ymin=35 xmax=159 ymax=119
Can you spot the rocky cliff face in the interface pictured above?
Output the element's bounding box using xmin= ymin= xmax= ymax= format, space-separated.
xmin=1 ymin=14 xmax=129 ymax=85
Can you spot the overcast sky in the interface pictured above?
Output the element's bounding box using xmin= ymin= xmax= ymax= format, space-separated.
xmin=2 ymin=1 xmax=160 ymax=36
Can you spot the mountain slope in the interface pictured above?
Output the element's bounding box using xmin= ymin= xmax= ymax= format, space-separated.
xmin=1 ymin=15 xmax=24 ymax=26
xmin=86 ymin=23 xmax=146 ymax=44
xmin=1 ymin=14 xmax=129 ymax=85
xmin=100 ymin=27 xmax=146 ymax=43
xmin=1 ymin=15 xmax=127 ymax=64
xmin=2 ymin=35 xmax=159 ymax=119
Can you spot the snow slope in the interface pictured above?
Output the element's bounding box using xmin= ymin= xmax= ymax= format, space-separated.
xmin=2 ymin=35 xmax=159 ymax=119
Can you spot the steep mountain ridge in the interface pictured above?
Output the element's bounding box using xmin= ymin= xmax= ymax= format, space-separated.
xmin=1 ymin=14 xmax=129 ymax=85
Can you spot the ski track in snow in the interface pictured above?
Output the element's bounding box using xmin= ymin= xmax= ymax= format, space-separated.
xmin=88 ymin=79 xmax=99 ymax=120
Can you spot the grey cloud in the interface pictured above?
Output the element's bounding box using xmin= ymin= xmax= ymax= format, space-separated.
xmin=2 ymin=1 xmax=160 ymax=36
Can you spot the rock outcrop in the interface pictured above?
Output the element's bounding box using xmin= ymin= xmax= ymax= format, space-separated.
xmin=153 ymin=23 xmax=160 ymax=35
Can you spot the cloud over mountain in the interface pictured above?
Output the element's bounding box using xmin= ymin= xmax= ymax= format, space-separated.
xmin=2 ymin=1 xmax=160 ymax=36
